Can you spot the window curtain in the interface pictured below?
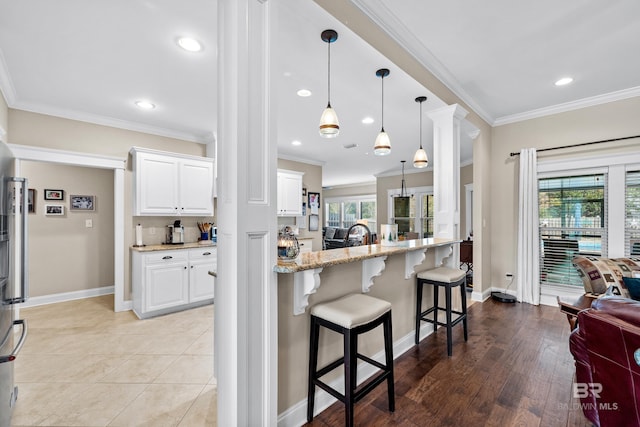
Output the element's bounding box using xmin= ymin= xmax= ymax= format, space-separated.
xmin=516 ymin=148 xmax=540 ymax=305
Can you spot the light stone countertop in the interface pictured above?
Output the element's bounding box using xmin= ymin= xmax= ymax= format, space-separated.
xmin=274 ymin=237 xmax=460 ymax=273
xmin=130 ymin=242 xmax=216 ymax=252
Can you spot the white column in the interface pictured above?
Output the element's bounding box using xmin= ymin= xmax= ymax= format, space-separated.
xmin=608 ymin=165 xmax=626 ymax=257
xmin=216 ymin=1 xmax=278 ymax=426
xmin=427 ymin=104 xmax=468 ymax=268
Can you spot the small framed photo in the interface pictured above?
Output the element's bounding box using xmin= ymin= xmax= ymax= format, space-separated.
xmin=70 ymin=195 xmax=95 ymax=211
xmin=44 ymin=189 xmax=64 ymax=200
xmin=45 ymin=204 xmax=64 ymax=216
xmin=28 ymin=189 xmax=35 ymax=213
xmin=309 ymin=214 xmax=319 ymax=231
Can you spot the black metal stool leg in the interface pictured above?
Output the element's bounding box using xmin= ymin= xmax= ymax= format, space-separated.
xmin=344 ymin=329 xmax=356 ymax=427
xmin=415 ymin=279 xmax=423 ymax=344
xmin=383 ymin=312 xmax=395 ymax=412
xmin=433 ymin=283 xmax=439 ymax=332
xmin=460 ymin=279 xmax=468 ymax=341
xmin=307 ymin=316 xmax=320 ymax=422
xmin=445 ymin=285 xmax=453 ymax=357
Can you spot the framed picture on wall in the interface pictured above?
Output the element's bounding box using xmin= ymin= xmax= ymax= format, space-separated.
xmin=45 ymin=204 xmax=64 ymax=216
xmin=309 ymin=214 xmax=319 ymax=231
xmin=70 ymin=195 xmax=95 ymax=211
xmin=308 ymin=192 xmax=320 ymax=215
xmin=44 ymin=189 xmax=64 ymax=200
xmin=27 ymin=189 xmax=35 ymax=213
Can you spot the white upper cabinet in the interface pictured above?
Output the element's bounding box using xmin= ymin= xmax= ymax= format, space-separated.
xmin=131 ymin=147 xmax=215 ymax=216
xmin=277 ymin=169 xmax=304 ymax=216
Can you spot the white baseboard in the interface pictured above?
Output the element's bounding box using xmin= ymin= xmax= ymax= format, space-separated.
xmin=20 ymin=286 xmax=116 ymax=308
xmin=277 ymin=326 xmax=434 ymax=427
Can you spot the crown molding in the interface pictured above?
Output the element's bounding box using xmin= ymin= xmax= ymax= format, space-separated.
xmin=277 ymin=153 xmax=326 ymax=167
xmin=9 ymin=99 xmax=210 ymax=144
xmin=349 ymin=0 xmax=494 ymax=125
xmin=494 ymin=86 xmax=640 ymax=126
xmin=0 ymin=48 xmax=16 ymax=106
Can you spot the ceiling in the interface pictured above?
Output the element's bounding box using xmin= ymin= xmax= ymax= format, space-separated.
xmin=1 ymin=1 xmax=639 ymax=188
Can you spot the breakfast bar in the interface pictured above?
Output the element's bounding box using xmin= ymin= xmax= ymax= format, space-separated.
xmin=275 ymin=237 xmax=460 ymax=416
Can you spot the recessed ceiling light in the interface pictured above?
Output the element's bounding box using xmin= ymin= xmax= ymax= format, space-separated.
xmin=362 ymin=117 xmax=375 ymax=124
xmin=555 ymin=77 xmax=573 ymax=86
xmin=134 ymin=100 xmax=155 ymax=110
xmin=291 ymin=140 xmax=302 ymax=146
xmin=297 ymin=89 xmax=312 ymax=97
xmin=177 ymin=37 xmax=203 ymax=52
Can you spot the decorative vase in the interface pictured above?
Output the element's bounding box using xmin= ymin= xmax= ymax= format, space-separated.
xmin=277 ymin=226 xmax=300 ymax=261
xmin=380 ymin=224 xmax=398 ymax=246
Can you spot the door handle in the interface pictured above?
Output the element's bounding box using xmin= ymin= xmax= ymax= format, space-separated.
xmin=0 ymin=319 xmax=28 ymax=363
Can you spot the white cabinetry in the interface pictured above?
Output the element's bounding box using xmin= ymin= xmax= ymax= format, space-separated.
xmin=298 ymin=237 xmax=314 ymax=254
xmin=189 ymin=247 xmax=217 ymax=302
xmin=131 ymin=147 xmax=215 ymax=216
xmin=277 ymin=169 xmax=304 ymax=216
xmin=132 ymin=246 xmax=216 ymax=319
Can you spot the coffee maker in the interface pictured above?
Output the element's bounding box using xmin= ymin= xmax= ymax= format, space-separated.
xmin=166 ymin=220 xmax=184 ymax=244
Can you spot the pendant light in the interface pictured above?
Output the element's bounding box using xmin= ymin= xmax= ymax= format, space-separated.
xmin=413 ymin=96 xmax=429 ymax=168
xmin=373 ymin=68 xmax=391 ymax=155
xmin=319 ymin=29 xmax=339 ymax=138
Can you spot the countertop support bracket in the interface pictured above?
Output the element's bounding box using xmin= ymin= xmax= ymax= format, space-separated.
xmin=405 ymin=249 xmax=427 ymax=279
xmin=293 ymin=267 xmax=323 ymax=315
xmin=435 ymin=243 xmax=455 ymax=268
xmin=362 ymin=256 xmax=387 ymax=293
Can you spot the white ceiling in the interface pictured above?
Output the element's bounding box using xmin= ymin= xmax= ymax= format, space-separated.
xmin=1 ymin=0 xmax=639 ymax=188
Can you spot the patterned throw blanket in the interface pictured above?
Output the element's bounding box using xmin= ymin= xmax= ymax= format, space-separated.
xmin=572 ymin=256 xmax=640 ymax=298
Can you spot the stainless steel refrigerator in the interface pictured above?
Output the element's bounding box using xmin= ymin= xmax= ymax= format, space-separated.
xmin=0 ymin=140 xmax=28 ymax=426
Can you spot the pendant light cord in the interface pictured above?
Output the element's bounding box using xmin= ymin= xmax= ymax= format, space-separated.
xmin=401 ymin=160 xmax=406 ymax=197
xmin=380 ymin=75 xmax=385 ymax=131
xmin=419 ymin=100 xmax=423 ymax=149
xmin=327 ymin=41 xmax=331 ymax=107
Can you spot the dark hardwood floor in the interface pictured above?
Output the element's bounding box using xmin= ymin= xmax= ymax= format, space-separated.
xmin=305 ymin=298 xmax=592 ymax=427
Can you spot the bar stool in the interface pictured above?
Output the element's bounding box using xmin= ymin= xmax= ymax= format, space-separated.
xmin=307 ymin=293 xmax=395 ymax=427
xmin=415 ymin=266 xmax=468 ymax=356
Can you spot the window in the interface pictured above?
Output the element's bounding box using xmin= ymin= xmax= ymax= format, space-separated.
xmin=538 ymin=174 xmax=607 ymax=288
xmin=324 ymin=196 xmax=376 ymax=232
xmin=387 ymin=186 xmax=433 ymax=238
xmin=626 ymin=170 xmax=640 ymax=256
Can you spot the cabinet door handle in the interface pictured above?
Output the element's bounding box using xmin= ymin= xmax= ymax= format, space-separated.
xmin=190 ymin=265 xmax=194 ymax=269
xmin=184 ymin=266 xmax=187 ymax=270
xmin=162 ymin=256 xmax=173 ymax=260
xmin=203 ymin=252 xmax=211 ymax=256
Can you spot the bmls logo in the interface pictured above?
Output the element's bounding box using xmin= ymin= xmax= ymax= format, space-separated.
xmin=573 ymin=383 xmax=602 ymax=399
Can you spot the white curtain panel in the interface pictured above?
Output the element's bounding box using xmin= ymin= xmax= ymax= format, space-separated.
xmin=516 ymin=148 xmax=540 ymax=305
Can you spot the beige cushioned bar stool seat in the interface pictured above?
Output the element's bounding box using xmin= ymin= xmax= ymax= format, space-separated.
xmin=415 ymin=266 xmax=468 ymax=356
xmin=307 ymin=293 xmax=395 ymax=427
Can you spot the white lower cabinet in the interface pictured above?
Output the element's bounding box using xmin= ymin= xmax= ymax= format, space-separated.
xmin=133 ymin=247 xmax=216 ymax=319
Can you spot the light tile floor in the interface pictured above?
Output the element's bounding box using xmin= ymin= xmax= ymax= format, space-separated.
xmin=11 ymin=295 xmax=217 ymax=427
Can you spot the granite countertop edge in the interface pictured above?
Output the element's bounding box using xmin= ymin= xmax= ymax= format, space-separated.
xmin=274 ymin=238 xmax=461 ymax=273
xmin=131 ymin=242 xmax=216 ymax=252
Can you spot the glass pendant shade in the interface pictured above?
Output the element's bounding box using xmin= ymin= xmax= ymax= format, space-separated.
xmin=319 ymin=103 xmax=339 ymax=138
xmin=413 ymin=147 xmax=428 ymax=167
xmin=413 ymin=95 xmax=429 ymax=168
xmin=374 ymin=129 xmax=391 ymax=155
xmin=373 ymin=68 xmax=391 ymax=154
xmin=319 ymin=30 xmax=339 ymax=138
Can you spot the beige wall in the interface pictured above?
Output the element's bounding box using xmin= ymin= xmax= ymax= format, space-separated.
xmin=8 ymin=109 xmax=207 ymax=299
xmin=490 ymin=96 xmax=640 ymax=289
xmin=22 ymin=161 xmax=114 ymax=297
xmin=277 ymin=158 xmax=323 ymax=250
xmin=323 ymin=182 xmax=376 ymax=199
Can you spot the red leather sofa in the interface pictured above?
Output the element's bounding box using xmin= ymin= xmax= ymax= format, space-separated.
xmin=569 ymin=296 xmax=640 ymax=426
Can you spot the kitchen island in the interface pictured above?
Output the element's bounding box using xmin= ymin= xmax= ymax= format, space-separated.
xmin=275 ymin=238 xmax=460 ymax=420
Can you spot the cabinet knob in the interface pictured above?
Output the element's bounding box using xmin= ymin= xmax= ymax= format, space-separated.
xmin=184 ymin=266 xmax=187 ymax=270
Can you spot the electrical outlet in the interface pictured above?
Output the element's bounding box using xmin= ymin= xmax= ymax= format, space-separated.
xmin=85 ymin=219 xmax=93 ymax=228
xmin=505 ymin=273 xmax=513 ymax=278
